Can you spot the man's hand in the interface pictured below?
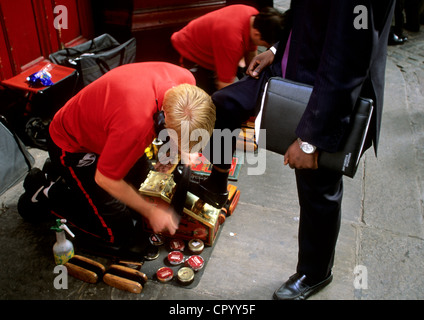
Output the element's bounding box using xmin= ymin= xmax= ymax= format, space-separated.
xmin=146 ymin=205 xmax=180 ymax=235
xmin=95 ymin=169 xmax=180 ymax=235
xmin=246 ymin=50 xmax=275 ymax=78
xmin=284 ymin=140 xmax=319 ymax=170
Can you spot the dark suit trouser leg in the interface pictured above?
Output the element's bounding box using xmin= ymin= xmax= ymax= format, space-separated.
xmin=209 ymin=65 xmax=343 ymax=281
xmin=208 ymin=67 xmax=278 ymax=169
xmin=295 ymin=168 xmax=343 ymax=281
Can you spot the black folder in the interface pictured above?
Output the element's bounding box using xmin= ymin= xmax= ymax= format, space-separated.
xmin=255 ymin=77 xmax=373 ymax=178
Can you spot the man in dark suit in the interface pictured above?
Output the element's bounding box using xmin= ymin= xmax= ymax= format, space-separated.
xmin=193 ymin=0 xmax=395 ymax=299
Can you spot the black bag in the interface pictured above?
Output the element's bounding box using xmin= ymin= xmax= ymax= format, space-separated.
xmin=0 ymin=115 xmax=35 ymax=196
xmin=49 ymin=33 xmax=136 ymax=89
xmin=255 ymin=77 xmax=374 ymax=178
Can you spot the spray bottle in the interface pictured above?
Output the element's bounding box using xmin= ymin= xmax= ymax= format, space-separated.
xmin=51 ymin=219 xmax=75 ymax=265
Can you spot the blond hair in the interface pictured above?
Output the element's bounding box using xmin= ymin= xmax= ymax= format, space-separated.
xmin=162 ymin=84 xmax=216 ymax=153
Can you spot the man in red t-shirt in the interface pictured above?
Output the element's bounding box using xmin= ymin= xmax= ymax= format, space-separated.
xmin=171 ymin=5 xmax=286 ymax=94
xmin=18 ymin=62 xmax=216 ymax=250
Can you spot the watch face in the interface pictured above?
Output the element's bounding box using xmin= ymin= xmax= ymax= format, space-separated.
xmin=301 ymin=143 xmax=316 ymax=154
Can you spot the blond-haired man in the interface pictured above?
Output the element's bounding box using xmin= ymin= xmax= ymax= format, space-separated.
xmin=19 ymin=62 xmax=215 ymax=251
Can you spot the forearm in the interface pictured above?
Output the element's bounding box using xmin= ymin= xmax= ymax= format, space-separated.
xmin=95 ymin=168 xmax=179 ymax=235
xmin=244 ymin=50 xmax=258 ymax=70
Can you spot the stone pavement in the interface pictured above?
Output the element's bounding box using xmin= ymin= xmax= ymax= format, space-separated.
xmin=1 ymin=0 xmax=424 ymax=305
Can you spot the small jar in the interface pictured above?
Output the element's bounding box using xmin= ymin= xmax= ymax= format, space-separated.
xmin=169 ymin=239 xmax=185 ymax=252
xmin=167 ymin=251 xmax=184 ymax=265
xmin=156 ymin=267 xmax=174 ymax=283
xmin=144 ymin=245 xmax=159 ymax=261
xmin=185 ymin=255 xmax=204 ymax=272
xmin=149 ymin=234 xmax=164 ymax=246
xmin=188 ymin=239 xmax=204 ymax=254
xmin=177 ymin=267 xmax=194 ymax=286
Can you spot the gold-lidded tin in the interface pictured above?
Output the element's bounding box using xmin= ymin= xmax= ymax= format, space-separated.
xmin=188 ymin=239 xmax=204 ymax=254
xmin=156 ymin=267 xmax=174 ymax=283
xmin=177 ymin=267 xmax=195 ymax=286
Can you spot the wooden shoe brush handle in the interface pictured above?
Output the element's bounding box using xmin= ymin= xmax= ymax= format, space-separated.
xmin=103 ymin=273 xmax=143 ymax=294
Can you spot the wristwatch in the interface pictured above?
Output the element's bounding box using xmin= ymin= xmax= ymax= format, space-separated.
xmin=297 ymin=138 xmax=317 ymax=154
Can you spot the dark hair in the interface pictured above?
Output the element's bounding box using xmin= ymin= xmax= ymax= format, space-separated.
xmin=253 ymin=7 xmax=291 ymax=46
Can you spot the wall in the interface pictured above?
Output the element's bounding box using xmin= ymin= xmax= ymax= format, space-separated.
xmin=0 ymin=0 xmax=93 ymax=81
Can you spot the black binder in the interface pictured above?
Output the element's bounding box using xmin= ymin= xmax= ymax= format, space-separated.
xmin=255 ymin=77 xmax=373 ymax=178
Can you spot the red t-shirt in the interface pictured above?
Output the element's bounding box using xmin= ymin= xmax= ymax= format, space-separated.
xmin=171 ymin=5 xmax=258 ymax=83
xmin=49 ymin=62 xmax=195 ymax=180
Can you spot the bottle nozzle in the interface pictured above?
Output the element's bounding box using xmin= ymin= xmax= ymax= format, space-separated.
xmin=60 ymin=224 xmax=75 ymax=238
xmin=51 ymin=219 xmax=75 ymax=238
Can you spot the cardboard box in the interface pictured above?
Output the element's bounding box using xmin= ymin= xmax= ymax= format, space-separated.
xmin=138 ymin=170 xmax=221 ymax=246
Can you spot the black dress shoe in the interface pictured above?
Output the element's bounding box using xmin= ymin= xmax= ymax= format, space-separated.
xmin=388 ymin=32 xmax=408 ymax=45
xmin=273 ymin=273 xmax=333 ymax=300
xmin=173 ymin=164 xmax=229 ymax=208
xmin=190 ymin=182 xmax=229 ymax=209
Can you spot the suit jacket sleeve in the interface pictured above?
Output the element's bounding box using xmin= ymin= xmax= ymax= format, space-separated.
xmin=292 ymin=0 xmax=394 ymax=153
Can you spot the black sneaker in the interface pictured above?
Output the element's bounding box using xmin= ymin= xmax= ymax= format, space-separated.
xmin=18 ymin=168 xmax=51 ymax=222
xmin=42 ymin=158 xmax=61 ymax=183
xmin=23 ymin=168 xmax=48 ymax=194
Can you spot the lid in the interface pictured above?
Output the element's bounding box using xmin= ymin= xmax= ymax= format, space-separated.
xmin=188 ymin=239 xmax=204 ymax=253
xmin=168 ymin=251 xmax=184 ymax=265
xmin=149 ymin=234 xmax=164 ymax=246
xmin=169 ymin=239 xmax=185 ymax=251
xmin=185 ymin=255 xmax=204 ymax=271
xmin=156 ymin=267 xmax=174 ymax=282
xmin=177 ymin=267 xmax=194 ymax=284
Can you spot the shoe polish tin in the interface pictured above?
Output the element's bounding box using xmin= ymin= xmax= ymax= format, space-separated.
xmin=169 ymin=239 xmax=185 ymax=252
xmin=144 ymin=245 xmax=160 ymax=261
xmin=188 ymin=239 xmax=204 ymax=254
xmin=149 ymin=234 xmax=164 ymax=246
xmin=177 ymin=267 xmax=194 ymax=286
xmin=168 ymin=251 xmax=184 ymax=265
xmin=156 ymin=267 xmax=174 ymax=283
xmin=185 ymin=255 xmax=204 ymax=271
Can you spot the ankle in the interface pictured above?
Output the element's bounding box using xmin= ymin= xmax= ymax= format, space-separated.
xmin=204 ymin=166 xmax=229 ymax=193
xmin=212 ymin=165 xmax=230 ymax=174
